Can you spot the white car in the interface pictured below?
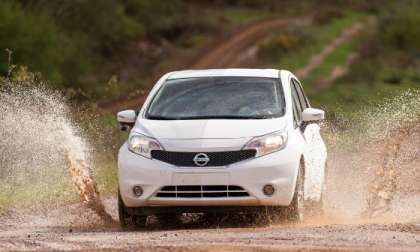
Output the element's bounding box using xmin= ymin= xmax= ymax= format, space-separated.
xmin=117 ymin=69 xmax=327 ymax=228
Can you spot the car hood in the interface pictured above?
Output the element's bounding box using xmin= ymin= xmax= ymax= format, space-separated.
xmin=132 ymin=117 xmax=286 ymax=139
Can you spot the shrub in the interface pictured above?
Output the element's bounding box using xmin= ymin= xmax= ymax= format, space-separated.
xmin=379 ymin=1 xmax=420 ymax=52
xmin=313 ymin=7 xmax=344 ymax=25
xmin=0 ymin=1 xmax=64 ymax=86
xmin=257 ymin=30 xmax=312 ymax=63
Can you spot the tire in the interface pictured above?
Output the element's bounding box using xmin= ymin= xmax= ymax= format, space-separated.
xmin=305 ymin=184 xmax=325 ymax=217
xmin=118 ymin=189 xmax=147 ymax=229
xmin=306 ymin=162 xmax=327 ymax=217
xmin=156 ymin=213 xmax=182 ymax=227
xmin=281 ymin=162 xmax=305 ymax=222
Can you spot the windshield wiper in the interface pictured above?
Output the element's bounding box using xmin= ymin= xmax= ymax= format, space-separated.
xmin=181 ymin=115 xmax=267 ymax=120
xmin=147 ymin=115 xmax=180 ymax=120
xmin=148 ymin=115 xmax=271 ymax=120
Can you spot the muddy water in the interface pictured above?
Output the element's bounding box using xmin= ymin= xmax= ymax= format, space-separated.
xmin=0 ymin=82 xmax=114 ymax=224
xmin=67 ymin=150 xmax=115 ymax=223
xmin=324 ymin=90 xmax=420 ymax=223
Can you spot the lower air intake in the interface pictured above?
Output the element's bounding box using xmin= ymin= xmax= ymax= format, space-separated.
xmin=155 ymin=185 xmax=250 ymax=198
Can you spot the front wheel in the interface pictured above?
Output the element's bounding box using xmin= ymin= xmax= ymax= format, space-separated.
xmin=281 ymin=162 xmax=305 ymax=222
xmin=118 ymin=189 xmax=147 ymax=229
xmin=156 ymin=213 xmax=182 ymax=227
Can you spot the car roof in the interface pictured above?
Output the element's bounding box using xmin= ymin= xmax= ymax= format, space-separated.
xmin=167 ymin=68 xmax=281 ymax=79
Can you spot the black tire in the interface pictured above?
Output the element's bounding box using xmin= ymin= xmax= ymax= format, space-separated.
xmin=156 ymin=213 xmax=182 ymax=227
xmin=281 ymin=162 xmax=305 ymax=222
xmin=251 ymin=208 xmax=274 ymax=226
xmin=118 ymin=189 xmax=147 ymax=229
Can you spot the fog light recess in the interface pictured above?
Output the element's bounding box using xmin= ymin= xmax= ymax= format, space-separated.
xmin=132 ymin=186 xmax=143 ymax=197
xmin=263 ymin=184 xmax=275 ymax=196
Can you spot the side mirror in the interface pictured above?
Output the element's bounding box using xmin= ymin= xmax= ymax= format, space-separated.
xmin=302 ymin=108 xmax=325 ymax=122
xmin=117 ymin=110 xmax=137 ymax=131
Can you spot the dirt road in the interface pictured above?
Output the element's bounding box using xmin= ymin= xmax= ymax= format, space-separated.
xmin=192 ymin=17 xmax=310 ymax=69
xmin=1 ymin=195 xmax=420 ymax=252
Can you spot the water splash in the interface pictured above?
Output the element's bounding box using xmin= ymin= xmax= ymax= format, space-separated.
xmin=324 ymin=90 xmax=420 ymax=222
xmin=0 ymin=76 xmax=114 ymax=224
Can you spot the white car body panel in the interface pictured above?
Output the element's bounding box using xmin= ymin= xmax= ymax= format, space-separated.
xmin=303 ymin=123 xmax=327 ymax=200
xmin=118 ymin=69 xmax=327 ymax=208
xmin=134 ymin=118 xmax=287 ymax=139
xmin=167 ymin=68 xmax=280 ymax=79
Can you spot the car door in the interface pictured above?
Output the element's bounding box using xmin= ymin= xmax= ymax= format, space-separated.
xmin=290 ymin=78 xmax=327 ymax=202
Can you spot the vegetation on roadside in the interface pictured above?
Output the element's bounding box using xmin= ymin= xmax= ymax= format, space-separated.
xmin=309 ymin=1 xmax=420 ymax=114
xmin=257 ymin=11 xmax=366 ymax=83
xmin=0 ymin=0 xmax=281 ymax=100
xmin=256 ymin=1 xmax=419 ymax=116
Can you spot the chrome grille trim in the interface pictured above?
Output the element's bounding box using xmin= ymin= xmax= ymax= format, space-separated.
xmin=155 ymin=185 xmax=250 ymax=198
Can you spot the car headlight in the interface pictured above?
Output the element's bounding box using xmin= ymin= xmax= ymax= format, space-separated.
xmin=128 ymin=134 xmax=163 ymax=158
xmin=243 ymin=131 xmax=288 ymax=157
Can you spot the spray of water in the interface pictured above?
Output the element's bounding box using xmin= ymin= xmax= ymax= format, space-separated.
xmin=324 ymin=89 xmax=420 ymax=223
xmin=0 ymin=70 xmax=114 ymax=224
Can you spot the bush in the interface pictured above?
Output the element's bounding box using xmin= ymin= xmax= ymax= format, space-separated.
xmin=258 ymin=33 xmax=300 ymax=62
xmin=313 ymin=7 xmax=344 ymax=25
xmin=257 ymin=29 xmax=312 ymax=63
xmin=0 ymin=1 xmax=64 ymax=86
xmin=379 ymin=1 xmax=420 ymax=52
xmin=32 ymin=0 xmax=145 ymax=54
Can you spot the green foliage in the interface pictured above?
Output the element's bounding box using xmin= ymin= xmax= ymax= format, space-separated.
xmin=309 ymin=2 xmax=420 ymax=114
xmin=0 ymin=1 xmax=64 ymax=85
xmin=312 ymin=7 xmax=344 ymax=25
xmin=268 ymin=12 xmax=365 ymax=74
xmin=222 ymin=8 xmax=273 ymax=25
xmin=2 ymin=0 xmax=275 ymax=100
xmin=258 ymin=28 xmax=315 ymax=64
xmin=379 ymin=1 xmax=420 ymax=52
xmin=35 ymin=0 xmax=146 ymax=53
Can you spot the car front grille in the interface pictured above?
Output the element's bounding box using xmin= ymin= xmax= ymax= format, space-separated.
xmin=150 ymin=150 xmax=256 ymax=167
xmin=155 ymin=185 xmax=250 ymax=198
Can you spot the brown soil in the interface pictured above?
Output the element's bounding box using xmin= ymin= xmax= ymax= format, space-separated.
xmin=192 ymin=17 xmax=311 ymax=69
xmin=1 ymin=195 xmax=420 ymax=252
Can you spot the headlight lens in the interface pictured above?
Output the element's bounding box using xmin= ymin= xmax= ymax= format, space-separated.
xmin=243 ymin=131 xmax=288 ymax=157
xmin=128 ymin=134 xmax=163 ymax=158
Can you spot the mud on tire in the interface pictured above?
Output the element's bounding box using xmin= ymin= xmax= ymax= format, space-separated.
xmin=281 ymin=162 xmax=305 ymax=222
xmin=118 ymin=189 xmax=147 ymax=229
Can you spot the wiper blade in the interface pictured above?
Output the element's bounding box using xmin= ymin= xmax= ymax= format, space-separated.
xmin=173 ymin=115 xmax=269 ymax=120
xmin=147 ymin=115 xmax=179 ymax=120
xmin=148 ymin=115 xmax=273 ymax=120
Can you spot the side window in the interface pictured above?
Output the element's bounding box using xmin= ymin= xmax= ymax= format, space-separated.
xmin=290 ymin=80 xmax=303 ymax=127
xmin=292 ymin=79 xmax=309 ymax=110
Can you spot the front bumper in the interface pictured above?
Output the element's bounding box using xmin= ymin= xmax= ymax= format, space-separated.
xmin=118 ymin=143 xmax=300 ymax=208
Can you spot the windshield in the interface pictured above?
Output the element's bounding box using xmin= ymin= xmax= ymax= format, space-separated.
xmin=146 ymin=77 xmax=285 ymax=120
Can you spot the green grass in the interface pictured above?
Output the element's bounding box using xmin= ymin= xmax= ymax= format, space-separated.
xmin=0 ymin=156 xmax=118 ymax=211
xmin=265 ymin=11 xmax=373 ymax=114
xmin=221 ymin=8 xmax=274 ymax=25
xmin=305 ymin=40 xmax=354 ymax=91
xmin=311 ymin=76 xmax=420 ymax=115
xmin=0 ymin=177 xmax=78 ymax=210
xmin=95 ymin=158 xmax=118 ymax=197
xmin=275 ymin=12 xmax=366 ymax=75
xmin=0 ymin=191 xmax=8 ymax=210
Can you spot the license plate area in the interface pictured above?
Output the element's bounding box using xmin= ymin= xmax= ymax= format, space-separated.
xmin=172 ymin=172 xmax=229 ymax=185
